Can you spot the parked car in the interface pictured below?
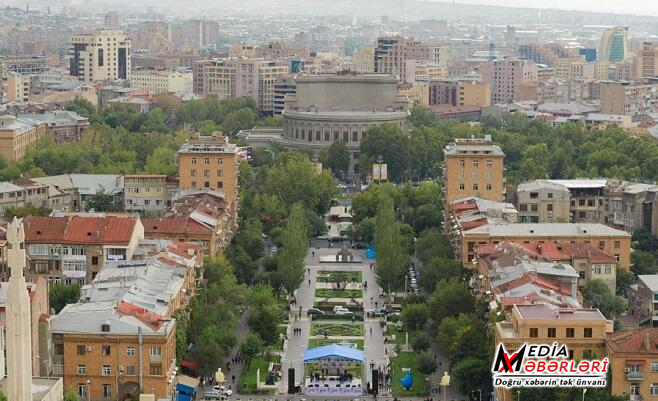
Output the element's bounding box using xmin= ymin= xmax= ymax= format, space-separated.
xmin=384 ymin=305 xmax=402 ymax=314
xmin=213 ymin=386 xmax=232 ymax=396
xmin=368 ymin=309 xmax=386 ymax=318
xmin=333 ymin=306 xmax=354 ymax=316
xmin=203 ymin=390 xmax=222 ymax=400
xmin=307 ymin=307 xmax=325 ymax=316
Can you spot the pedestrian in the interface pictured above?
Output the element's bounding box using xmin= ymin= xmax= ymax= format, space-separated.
xmin=370 ymin=327 xmax=373 ymax=335
xmin=375 ymin=301 xmax=378 ymax=308
xmin=232 ymin=374 xmax=235 ymax=383
xmin=312 ymin=250 xmax=315 ymax=258
xmin=308 ymin=267 xmax=311 ymax=274
xmin=308 ymin=279 xmax=311 ymax=286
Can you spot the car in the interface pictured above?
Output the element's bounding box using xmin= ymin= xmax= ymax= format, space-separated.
xmin=307 ymin=307 xmax=325 ymax=316
xmin=333 ymin=306 xmax=354 ymax=316
xmin=384 ymin=305 xmax=401 ymax=314
xmin=212 ymin=386 xmax=233 ymax=396
xmin=368 ymin=309 xmax=386 ymax=317
xmin=203 ymin=390 xmax=222 ymax=400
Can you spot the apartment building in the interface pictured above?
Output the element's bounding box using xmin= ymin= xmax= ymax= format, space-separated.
xmin=352 ymin=45 xmax=375 ymax=73
xmin=546 ymin=179 xmax=607 ymax=223
xmin=201 ymin=58 xmax=289 ymax=114
xmin=552 ymin=59 xmax=594 ymax=81
xmin=490 ymin=58 xmax=538 ymax=104
xmin=70 ymin=30 xmax=131 ymax=83
xmin=495 ymin=304 xmax=612 ymax=401
xmin=177 ymin=132 xmax=239 ymax=211
xmin=17 ymin=110 xmax=90 ymax=143
xmin=0 ymin=180 xmax=50 ymax=214
xmin=606 ymin=328 xmax=658 ymax=400
xmin=123 ymin=174 xmax=169 ymax=217
xmin=429 ymin=79 xmax=491 ymax=108
xmin=515 ymin=180 xmax=571 ymax=223
xmin=374 ymin=36 xmax=439 ymax=81
xmin=142 ymin=190 xmax=235 ymax=257
xmin=443 ymin=135 xmax=505 ymax=203
xmin=599 ymin=80 xmax=658 ymax=116
xmin=0 ymin=115 xmax=46 ymax=161
xmin=459 ymin=223 xmax=631 ymax=268
xmin=629 ymin=275 xmax=658 ymax=327
xmin=23 ymin=215 xmax=145 ymax=284
xmin=634 ymin=42 xmax=658 ymax=79
xmin=273 ymin=76 xmax=296 ymax=115
xmin=51 ymin=301 xmax=176 ymax=400
xmin=128 ymin=70 xmax=192 ymax=95
xmin=6 ymin=72 xmax=30 ymax=102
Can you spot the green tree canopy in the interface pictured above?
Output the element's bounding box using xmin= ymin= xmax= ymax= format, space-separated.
xmin=277 ymin=203 xmax=309 ymax=295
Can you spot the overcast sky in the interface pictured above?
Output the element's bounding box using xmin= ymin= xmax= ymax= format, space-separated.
xmin=443 ymin=0 xmax=658 ymax=16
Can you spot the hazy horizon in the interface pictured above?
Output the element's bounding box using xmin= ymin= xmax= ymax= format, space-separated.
xmin=441 ymin=0 xmax=658 ymax=17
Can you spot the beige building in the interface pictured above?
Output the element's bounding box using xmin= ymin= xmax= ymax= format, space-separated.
xmin=635 ymin=42 xmax=658 ymax=79
xmin=460 ymin=222 xmax=632 ymax=268
xmin=0 ymin=180 xmax=50 ymax=215
xmin=6 ymin=72 xmax=30 ymax=103
xmin=374 ymin=36 xmax=440 ymax=82
xmin=398 ymin=82 xmax=429 ymax=107
xmin=443 ymin=135 xmax=504 ymax=203
xmin=351 ymin=45 xmax=375 ymax=73
xmin=599 ymin=26 xmax=629 ymax=62
xmin=600 ymin=80 xmax=658 ymax=116
xmin=516 ymin=180 xmax=571 ymax=223
xmin=202 ymin=58 xmax=289 ymax=114
xmin=404 ymin=60 xmax=448 ymax=83
xmin=491 ymin=58 xmax=538 ymax=104
xmin=0 ymin=115 xmax=46 ymax=161
xmin=429 ymin=79 xmax=491 ymax=108
xmin=177 ymin=133 xmax=239 ymax=212
xmin=123 ymin=175 xmax=169 ymax=217
xmin=495 ymin=304 xmax=612 ymax=401
xmin=128 ymin=70 xmax=192 ymax=95
xmin=70 ymin=30 xmax=131 ymax=82
xmin=606 ymin=328 xmax=658 ymax=400
xmin=553 ymin=59 xmax=594 ymax=81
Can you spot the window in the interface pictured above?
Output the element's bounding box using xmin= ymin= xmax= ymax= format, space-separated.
xmin=217 ymin=158 xmax=223 ymax=164
xmin=55 ymin=343 xmax=64 ymax=356
xmin=216 ymin=181 xmax=223 ymax=188
xmin=150 ymin=365 xmax=162 ymax=375
xmin=486 ymin=184 xmax=492 ymax=191
xmin=92 ymin=256 xmax=99 ymax=265
xmin=204 ymin=170 xmax=210 ymax=177
xmin=473 ymin=160 xmax=479 ymax=167
xmin=486 ymin=160 xmax=493 ymax=167
xmin=598 ymin=241 xmax=605 ymax=249
xmin=102 ymin=365 xmax=111 ymax=376
xmin=77 ymin=384 xmax=85 ymax=398
xmin=217 ymin=170 xmax=223 ymax=177
xmin=519 ymin=204 xmax=528 ymax=212
xmin=614 ymin=241 xmax=620 ymax=248
xmin=103 ymin=384 xmax=111 ymax=399
xmin=102 ymin=345 xmax=111 ymax=356
xmin=458 ymin=171 xmax=464 ymax=178
xmin=529 ymin=328 xmax=538 ymax=337
xmin=191 ymin=169 xmax=197 ymax=177
xmin=204 ymin=157 xmax=209 ymax=164
xmin=30 ymin=244 xmax=48 ymax=255
xmin=459 ymin=160 xmax=465 ymax=167
xmin=579 ymin=199 xmax=586 ymax=206
xmin=459 ymin=183 xmax=465 ymax=190
xmin=150 ymin=347 xmax=161 ymax=356
xmin=566 ymin=328 xmax=575 ymax=338
xmin=651 ymin=361 xmax=658 ymax=372
xmin=594 ymin=265 xmax=602 ymax=274
xmin=530 ymin=192 xmax=538 ymax=199
xmin=584 ymin=328 xmax=593 ymax=338
xmin=531 ymin=204 xmax=538 ymax=212
xmin=191 ymin=181 xmax=196 ymax=189
xmin=568 ymin=350 xmax=574 ymax=359
xmin=191 ymin=158 xmax=196 ymax=165
xmin=605 ymin=265 xmax=612 ymax=274
xmin=547 ymin=204 xmax=553 ymax=212
xmin=77 ymin=365 xmax=86 ymax=375
xmin=547 ymin=193 xmax=553 ymax=199
xmin=547 ymin=328 xmax=556 ymax=338
xmin=77 ymin=345 xmax=86 ymax=355
xmin=652 ymin=384 xmax=658 ymax=396
xmin=126 ymin=365 xmax=136 ymax=376
xmin=473 ymin=184 xmax=479 ymax=191
xmin=126 ymin=346 xmax=135 ymax=356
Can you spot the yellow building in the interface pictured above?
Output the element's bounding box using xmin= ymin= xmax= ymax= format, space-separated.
xmin=6 ymin=72 xmax=30 ymax=102
xmin=443 ymin=135 xmax=504 ymax=203
xmin=606 ymin=328 xmax=658 ymax=400
xmin=429 ymin=79 xmax=491 ymax=108
xmin=352 ymin=45 xmax=375 ymax=73
xmin=128 ymin=70 xmax=192 ymax=95
xmin=495 ymin=303 xmax=612 ymax=401
xmin=123 ymin=174 xmax=169 ymax=217
xmin=0 ymin=115 xmax=46 ymax=161
xmin=398 ymin=82 xmax=429 ymax=107
xmin=460 ymin=222 xmax=632 ymax=268
xmin=177 ymin=132 xmax=239 ymax=211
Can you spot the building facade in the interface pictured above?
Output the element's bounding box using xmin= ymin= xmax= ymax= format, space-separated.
xmin=490 ymin=58 xmax=538 ymax=104
xmin=0 ymin=115 xmax=46 ymax=161
xmin=123 ymin=175 xmax=169 ymax=217
xmin=443 ymin=135 xmax=505 ymax=203
xmin=515 ymin=180 xmax=572 ymax=223
xmin=635 ymin=42 xmax=658 ymax=79
xmin=429 ymin=79 xmax=491 ymax=108
xmin=70 ymin=30 xmax=131 ymax=83
xmin=600 ymin=26 xmax=629 ymax=62
xmin=128 ymin=70 xmax=192 ymax=95
xmin=606 ymin=328 xmax=658 ymax=400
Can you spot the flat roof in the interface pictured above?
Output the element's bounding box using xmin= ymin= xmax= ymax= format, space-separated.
xmin=545 ymin=179 xmax=607 ymax=189
xmin=464 ymin=223 xmax=631 ymax=238
xmin=515 ymin=304 xmax=606 ymax=321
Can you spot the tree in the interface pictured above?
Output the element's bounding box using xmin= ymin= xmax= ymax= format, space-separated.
xmin=248 ymin=284 xmax=282 ymax=345
xmin=374 ymin=198 xmax=409 ymax=297
xmin=172 ymin=310 xmax=188 ymax=361
xmin=616 ymin=268 xmax=637 ymax=297
xmin=222 ymin=108 xmax=257 ymax=136
xmin=409 ymin=107 xmax=437 ymax=127
xmin=436 ymin=313 xmax=488 ymax=363
xmin=359 ymin=123 xmax=410 ymax=181
xmin=4 ymin=204 xmax=52 ymax=219
xmin=401 ymin=303 xmax=429 ymax=331
xmin=411 ymin=333 xmax=431 ymax=353
xmin=50 ymin=283 xmax=81 ymax=313
xmin=277 ymin=204 xmax=309 ymax=295
xmin=633 ymin=228 xmax=658 ymax=252
xmin=451 ymin=358 xmax=490 ymax=395
xmin=582 ymin=279 xmax=625 ymax=319
xmin=66 ymin=95 xmax=96 ymax=118
xmin=415 ymin=228 xmax=452 ymax=263
xmin=239 ymin=333 xmax=264 ymax=363
xmin=416 ymin=352 xmax=437 ymax=375
xmin=0 ymin=390 xmax=6 ymax=401
xmin=85 ymin=188 xmax=117 ymax=212
xmin=632 ymin=250 xmax=658 ymax=275
xmin=419 ymin=257 xmax=465 ymax=293
xmin=63 ymin=390 xmax=80 ymax=401
xmin=428 ymin=280 xmax=475 ymax=324
xmin=193 ymin=325 xmax=234 ymax=375
xmin=321 ymin=140 xmax=350 ymax=179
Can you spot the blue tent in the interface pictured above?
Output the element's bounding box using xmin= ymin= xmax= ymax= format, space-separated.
xmin=303 ymin=344 xmax=365 ymax=362
xmin=176 ymin=383 xmax=195 ymax=401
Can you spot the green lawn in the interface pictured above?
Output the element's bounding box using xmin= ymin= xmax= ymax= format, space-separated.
xmin=391 ymin=352 xmax=429 ymax=397
xmin=317 ymin=270 xmax=363 ymax=283
xmin=311 ymin=322 xmax=363 ymax=337
xmin=315 ymin=288 xmax=362 ymax=298
xmin=308 ymin=338 xmax=365 ymax=350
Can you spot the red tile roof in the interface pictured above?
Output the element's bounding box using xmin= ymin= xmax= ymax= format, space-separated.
xmin=116 ymin=302 xmax=165 ymax=330
xmin=607 ymin=328 xmax=658 ymax=354
xmin=24 ymin=215 xmax=137 ymax=245
xmin=142 ymin=217 xmax=211 ymax=235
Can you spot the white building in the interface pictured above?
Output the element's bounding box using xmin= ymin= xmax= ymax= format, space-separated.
xmin=69 ymin=30 xmax=131 ymax=82
xmin=128 ymin=70 xmax=193 ymax=95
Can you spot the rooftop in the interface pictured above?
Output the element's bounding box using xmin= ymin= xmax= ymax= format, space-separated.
xmin=515 ymin=303 xmax=606 ymax=321
xmin=444 ymin=135 xmax=504 ymax=156
xmin=24 ymin=215 xmax=138 ymax=245
xmin=638 ymin=275 xmax=658 ymax=292
xmin=544 ymin=179 xmax=608 ymax=189
xmin=607 ymin=328 xmax=658 ymax=354
xmin=464 ymin=223 xmax=630 ymax=238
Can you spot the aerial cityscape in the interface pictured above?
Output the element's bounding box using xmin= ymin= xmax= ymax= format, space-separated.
xmin=1 ymin=0 xmax=658 ymax=401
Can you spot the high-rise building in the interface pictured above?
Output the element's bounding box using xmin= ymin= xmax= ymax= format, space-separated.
xmin=490 ymin=58 xmax=537 ymax=103
xmin=634 ymin=42 xmax=658 ymax=79
xmin=429 ymin=79 xmax=490 ymax=108
xmin=443 ymin=135 xmax=505 ymax=203
xmin=351 ymin=45 xmax=375 ymax=73
xmin=599 ymin=26 xmax=629 ymax=62
xmin=177 ymin=132 xmax=239 ymax=212
xmin=6 ymin=72 xmax=30 ymax=103
xmin=374 ymin=36 xmax=437 ymax=81
xmin=201 ymin=58 xmax=289 ymax=114
xmin=69 ymin=30 xmax=131 ymax=82
xmin=104 ymin=11 xmax=120 ymax=29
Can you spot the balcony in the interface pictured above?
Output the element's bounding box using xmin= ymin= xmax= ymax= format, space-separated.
xmin=627 ymin=371 xmax=644 ymax=381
